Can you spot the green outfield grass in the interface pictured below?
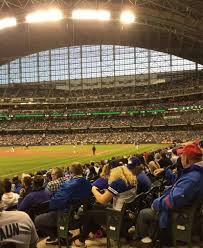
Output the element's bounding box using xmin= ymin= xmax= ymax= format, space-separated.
xmin=0 ymin=143 xmax=167 ymax=178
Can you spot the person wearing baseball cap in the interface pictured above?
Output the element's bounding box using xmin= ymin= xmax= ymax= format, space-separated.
xmin=134 ymin=144 xmax=203 ymax=248
xmin=127 ymin=157 xmax=151 ymax=194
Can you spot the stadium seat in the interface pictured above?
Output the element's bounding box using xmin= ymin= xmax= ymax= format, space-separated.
xmin=106 ymin=185 xmax=161 ymax=248
xmin=171 ymin=197 xmax=203 ymax=248
xmin=29 ymin=200 xmax=50 ymax=221
xmin=57 ymin=201 xmax=89 ymax=248
xmin=0 ymin=243 xmax=16 ymax=248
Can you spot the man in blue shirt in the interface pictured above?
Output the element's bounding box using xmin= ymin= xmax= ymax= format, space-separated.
xmin=134 ymin=144 xmax=203 ymax=248
xmin=35 ymin=162 xmax=92 ymax=244
xmin=127 ymin=157 xmax=151 ymax=194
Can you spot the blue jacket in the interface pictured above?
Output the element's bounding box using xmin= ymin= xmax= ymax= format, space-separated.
xmin=164 ymin=169 xmax=177 ymax=185
xmin=49 ymin=176 xmax=92 ymax=210
xmin=153 ymin=161 xmax=203 ymax=228
xmin=18 ymin=189 xmax=49 ymax=211
xmin=137 ymin=172 xmax=151 ymax=194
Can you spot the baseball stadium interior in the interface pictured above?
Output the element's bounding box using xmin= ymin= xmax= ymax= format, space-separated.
xmin=0 ymin=0 xmax=203 ymax=248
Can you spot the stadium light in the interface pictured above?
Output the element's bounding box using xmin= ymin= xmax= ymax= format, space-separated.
xmin=25 ymin=8 xmax=63 ymax=23
xmin=0 ymin=17 xmax=17 ymax=30
xmin=120 ymin=11 xmax=135 ymax=24
xmin=72 ymin=9 xmax=110 ymax=21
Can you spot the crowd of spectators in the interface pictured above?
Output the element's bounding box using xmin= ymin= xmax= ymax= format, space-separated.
xmin=0 ymin=130 xmax=202 ymax=146
xmin=0 ymin=78 xmax=202 ymax=103
xmin=0 ymin=110 xmax=202 ymax=130
xmin=0 ymin=141 xmax=203 ymax=247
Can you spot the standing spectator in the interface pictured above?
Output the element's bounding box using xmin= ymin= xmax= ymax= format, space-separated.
xmin=92 ymin=145 xmax=96 ymax=156
xmin=2 ymin=179 xmax=19 ymax=210
xmin=0 ymin=180 xmax=38 ymax=248
xmin=46 ymin=167 xmax=66 ymax=195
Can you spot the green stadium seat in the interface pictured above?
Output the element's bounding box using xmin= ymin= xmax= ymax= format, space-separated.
xmin=57 ymin=201 xmax=88 ymax=248
xmin=171 ymin=197 xmax=203 ymax=248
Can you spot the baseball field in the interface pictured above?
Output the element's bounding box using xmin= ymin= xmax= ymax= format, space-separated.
xmin=0 ymin=143 xmax=167 ymax=178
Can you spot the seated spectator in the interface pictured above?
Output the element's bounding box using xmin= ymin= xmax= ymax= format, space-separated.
xmin=46 ymin=167 xmax=66 ymax=195
xmin=134 ymin=143 xmax=203 ymax=247
xmin=154 ymin=154 xmax=184 ymax=185
xmin=92 ymin=164 xmax=111 ymax=190
xmin=12 ymin=176 xmax=22 ymax=194
xmin=86 ymin=164 xmax=98 ymax=183
xmin=170 ymin=148 xmax=179 ymax=164
xmin=0 ymin=180 xmax=38 ymax=248
xmin=158 ymin=151 xmax=173 ymax=168
xmin=35 ymin=162 xmax=92 ymax=245
xmin=74 ymin=165 xmax=137 ymax=247
xmin=2 ymin=179 xmax=19 ymax=210
xmin=128 ymin=157 xmax=151 ymax=194
xmin=146 ymin=154 xmax=160 ymax=175
xmin=17 ymin=175 xmax=49 ymax=214
xmin=18 ymin=176 xmax=32 ymax=204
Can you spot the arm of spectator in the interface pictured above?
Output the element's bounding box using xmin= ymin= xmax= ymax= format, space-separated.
xmin=49 ymin=182 xmax=75 ymax=210
xmin=164 ymin=169 xmax=177 ymax=184
xmin=153 ymin=168 xmax=164 ymax=177
xmin=160 ymin=175 xmax=200 ymax=211
xmin=92 ymin=186 xmax=113 ymax=204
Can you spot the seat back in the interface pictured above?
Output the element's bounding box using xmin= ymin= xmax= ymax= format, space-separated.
xmin=171 ymin=197 xmax=203 ymax=247
xmin=57 ymin=200 xmax=89 ymax=241
xmin=28 ymin=200 xmax=50 ymax=220
xmin=0 ymin=243 xmax=16 ymax=248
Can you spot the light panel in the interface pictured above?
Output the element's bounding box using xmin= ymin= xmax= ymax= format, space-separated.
xmin=120 ymin=11 xmax=135 ymax=24
xmin=26 ymin=8 xmax=63 ymax=23
xmin=72 ymin=9 xmax=110 ymax=21
xmin=0 ymin=17 xmax=17 ymax=30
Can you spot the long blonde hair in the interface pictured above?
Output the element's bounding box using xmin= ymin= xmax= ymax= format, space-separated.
xmin=100 ymin=164 xmax=111 ymax=178
xmin=108 ymin=165 xmax=136 ymax=186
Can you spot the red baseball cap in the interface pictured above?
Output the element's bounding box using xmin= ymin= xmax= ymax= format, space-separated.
xmin=178 ymin=144 xmax=202 ymax=159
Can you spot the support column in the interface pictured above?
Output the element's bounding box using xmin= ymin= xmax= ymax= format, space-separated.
xmin=134 ymin=47 xmax=136 ymax=86
xmin=68 ymin=47 xmax=71 ymax=91
xmin=80 ymin=45 xmax=83 ymax=91
xmin=100 ymin=44 xmax=103 ymax=88
xmin=148 ymin=49 xmax=151 ymax=85
xmin=19 ymin=58 xmax=22 ymax=83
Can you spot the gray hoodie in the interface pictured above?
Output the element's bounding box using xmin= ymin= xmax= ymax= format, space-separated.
xmin=2 ymin=192 xmax=19 ymax=210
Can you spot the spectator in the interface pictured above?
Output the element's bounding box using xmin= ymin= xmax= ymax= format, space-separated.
xmin=92 ymin=164 xmax=111 ymax=190
xmin=18 ymin=176 xmax=32 ymax=205
xmin=146 ymin=154 xmax=160 ymax=175
xmin=158 ymin=151 xmax=173 ymax=169
xmin=17 ymin=175 xmax=49 ymax=214
xmin=74 ymin=165 xmax=137 ymax=247
xmin=0 ymin=180 xmax=38 ymax=248
xmin=1 ymin=178 xmax=19 ymax=210
xmin=12 ymin=176 xmax=22 ymax=194
xmin=171 ymin=148 xmax=179 ymax=164
xmin=134 ymin=143 xmax=203 ymax=247
xmin=86 ymin=163 xmax=98 ymax=183
xmin=35 ymin=162 xmax=92 ymax=244
xmin=46 ymin=167 xmax=66 ymax=195
xmin=128 ymin=157 xmax=151 ymax=194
